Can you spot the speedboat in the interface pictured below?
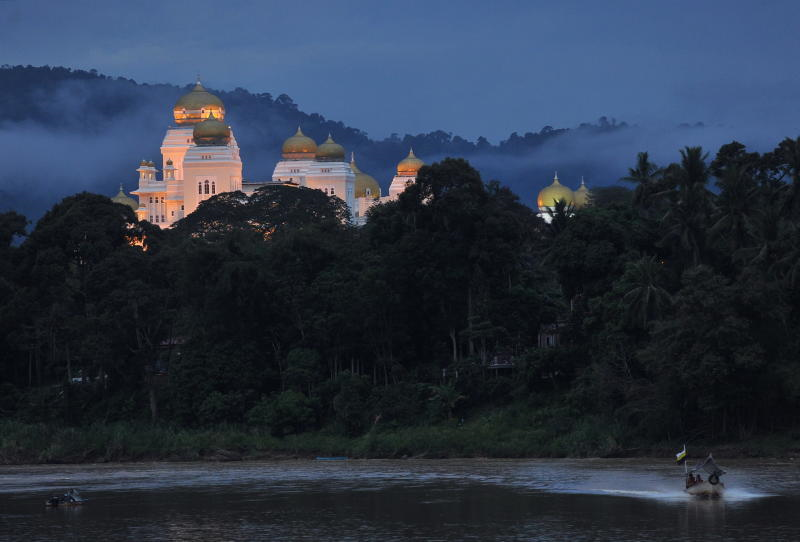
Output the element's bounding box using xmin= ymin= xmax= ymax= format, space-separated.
xmin=45 ymin=488 xmax=86 ymax=507
xmin=684 ymin=454 xmax=725 ymax=498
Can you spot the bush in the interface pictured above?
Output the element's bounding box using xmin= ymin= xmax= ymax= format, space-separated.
xmin=260 ymin=391 xmax=316 ymax=436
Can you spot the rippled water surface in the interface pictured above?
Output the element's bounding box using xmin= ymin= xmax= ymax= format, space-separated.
xmin=1 ymin=458 xmax=799 ymax=541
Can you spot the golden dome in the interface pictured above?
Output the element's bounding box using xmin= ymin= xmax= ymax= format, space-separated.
xmin=537 ymin=173 xmax=575 ymax=209
xmin=139 ymin=159 xmax=148 ymax=167
xmin=573 ymin=178 xmax=590 ymax=209
xmin=282 ymin=127 xmax=317 ymax=159
xmin=397 ymin=149 xmax=424 ymax=176
xmin=192 ymin=112 xmax=231 ymax=146
xmin=111 ymin=185 xmax=137 ymax=210
xmin=315 ymin=134 xmax=345 ymax=161
xmin=351 ymin=155 xmax=381 ymax=199
xmin=173 ymin=80 xmax=225 ymax=125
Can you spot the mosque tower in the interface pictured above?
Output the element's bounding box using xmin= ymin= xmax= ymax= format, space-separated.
xmin=111 ymin=184 xmax=138 ymax=210
xmin=573 ymin=177 xmax=591 ymax=209
xmin=536 ymin=172 xmax=591 ymax=223
xmin=271 ymin=127 xmax=317 ymax=185
xmin=131 ymin=80 xmax=241 ymax=228
xmin=182 ymin=112 xmax=242 ymax=214
xmin=388 ymin=149 xmax=424 ymax=199
xmin=305 ymin=135 xmax=355 ymax=212
xmin=351 ymin=153 xmax=381 ymax=225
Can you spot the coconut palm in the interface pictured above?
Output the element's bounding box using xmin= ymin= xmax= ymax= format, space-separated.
xmin=621 ymin=152 xmax=662 ymax=211
xmin=621 ymin=255 xmax=672 ymax=329
xmin=709 ymin=164 xmax=757 ymax=256
xmin=660 ymin=147 xmax=714 ymax=268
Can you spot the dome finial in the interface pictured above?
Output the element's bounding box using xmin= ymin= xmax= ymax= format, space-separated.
xmin=351 ymin=151 xmax=355 ymax=163
xmin=296 ymin=125 xmax=303 ymax=135
xmin=554 ymin=171 xmax=560 ymax=183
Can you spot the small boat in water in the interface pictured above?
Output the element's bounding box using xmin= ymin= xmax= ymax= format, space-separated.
xmin=45 ymin=488 xmax=86 ymax=507
xmin=684 ymin=454 xmax=726 ymax=498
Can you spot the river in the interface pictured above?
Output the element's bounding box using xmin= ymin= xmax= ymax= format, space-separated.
xmin=1 ymin=458 xmax=799 ymax=541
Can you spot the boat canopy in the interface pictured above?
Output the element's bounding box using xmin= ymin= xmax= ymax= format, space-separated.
xmin=690 ymin=454 xmax=725 ymax=477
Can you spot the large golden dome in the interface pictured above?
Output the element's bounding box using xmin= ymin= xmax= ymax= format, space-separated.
xmin=397 ymin=149 xmax=424 ymax=176
xmin=282 ymin=127 xmax=317 ymax=159
xmin=573 ymin=177 xmax=590 ymax=209
xmin=316 ymin=135 xmax=345 ymax=161
xmin=192 ymin=112 xmax=231 ymax=146
xmin=351 ymin=155 xmax=381 ymax=199
xmin=173 ymin=80 xmax=225 ymax=125
xmin=537 ymin=173 xmax=575 ymax=209
xmin=111 ymin=185 xmax=138 ymax=210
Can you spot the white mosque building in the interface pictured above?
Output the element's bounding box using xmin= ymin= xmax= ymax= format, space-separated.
xmin=113 ymin=80 xmax=592 ymax=226
xmin=116 ymin=80 xmax=424 ymax=227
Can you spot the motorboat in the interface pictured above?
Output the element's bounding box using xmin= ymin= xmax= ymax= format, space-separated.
xmin=45 ymin=488 xmax=86 ymax=507
xmin=684 ymin=454 xmax=725 ymax=498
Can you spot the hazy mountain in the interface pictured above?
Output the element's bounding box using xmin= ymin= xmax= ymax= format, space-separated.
xmin=0 ymin=65 xmax=762 ymax=220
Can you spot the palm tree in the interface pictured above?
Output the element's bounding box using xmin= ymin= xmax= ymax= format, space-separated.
xmin=621 ymin=152 xmax=662 ymax=211
xmin=709 ymin=164 xmax=757 ymax=256
xmin=660 ymin=147 xmax=714 ymax=267
xmin=544 ymin=199 xmax=574 ymax=239
xmin=621 ymin=255 xmax=672 ymax=329
xmin=773 ymin=137 xmax=800 ymax=217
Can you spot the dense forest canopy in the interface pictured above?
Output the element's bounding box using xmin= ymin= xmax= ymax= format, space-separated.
xmin=0 ymin=64 xmax=723 ymax=221
xmin=2 ymin=134 xmax=800 ymax=450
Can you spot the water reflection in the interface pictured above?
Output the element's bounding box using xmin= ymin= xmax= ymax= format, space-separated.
xmin=1 ymin=459 xmax=798 ymax=541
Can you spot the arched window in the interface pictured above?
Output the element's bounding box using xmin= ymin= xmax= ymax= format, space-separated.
xmin=204 ymin=180 xmax=210 ymax=194
xmin=198 ymin=182 xmax=202 ymax=194
xmin=211 ymin=181 xmax=216 ymax=194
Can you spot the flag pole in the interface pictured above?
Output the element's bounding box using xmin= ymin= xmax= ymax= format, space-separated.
xmin=684 ymin=444 xmax=687 ymax=475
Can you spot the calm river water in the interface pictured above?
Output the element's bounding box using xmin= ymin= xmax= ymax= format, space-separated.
xmin=1 ymin=458 xmax=799 ymax=541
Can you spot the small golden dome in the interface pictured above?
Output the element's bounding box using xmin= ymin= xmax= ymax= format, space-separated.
xmin=173 ymin=80 xmax=225 ymax=125
xmin=573 ymin=178 xmax=590 ymax=209
xmin=193 ymin=112 xmax=231 ymax=146
xmin=111 ymin=185 xmax=138 ymax=211
xmin=166 ymin=158 xmax=174 ymax=166
xmin=282 ymin=127 xmax=317 ymax=159
xmin=397 ymin=149 xmax=424 ymax=176
xmin=351 ymin=155 xmax=381 ymax=199
xmin=139 ymin=159 xmax=148 ymax=167
xmin=315 ymin=134 xmax=345 ymax=161
xmin=537 ymin=173 xmax=575 ymax=209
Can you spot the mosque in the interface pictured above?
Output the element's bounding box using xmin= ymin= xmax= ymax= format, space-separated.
xmin=112 ymin=80 xmax=590 ymax=225
xmin=535 ymin=173 xmax=591 ymax=222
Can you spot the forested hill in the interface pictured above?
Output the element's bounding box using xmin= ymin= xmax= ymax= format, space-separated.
xmin=2 ymin=64 xmax=649 ymax=219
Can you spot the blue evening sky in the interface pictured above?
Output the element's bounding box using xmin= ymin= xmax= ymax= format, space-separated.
xmin=2 ymin=0 xmax=799 ymax=141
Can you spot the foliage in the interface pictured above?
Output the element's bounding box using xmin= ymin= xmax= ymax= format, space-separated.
xmin=4 ymin=138 xmax=800 ymax=457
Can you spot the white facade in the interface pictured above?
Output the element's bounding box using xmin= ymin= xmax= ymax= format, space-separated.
xmin=128 ymin=81 xmax=421 ymax=228
xmin=388 ymin=174 xmax=416 ymax=199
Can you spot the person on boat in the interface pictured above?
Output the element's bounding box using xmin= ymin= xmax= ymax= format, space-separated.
xmin=686 ymin=474 xmax=695 ymax=488
xmin=696 ymin=475 xmax=703 ymax=484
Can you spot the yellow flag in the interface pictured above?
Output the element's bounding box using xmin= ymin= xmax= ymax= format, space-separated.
xmin=675 ymin=445 xmax=686 ymax=462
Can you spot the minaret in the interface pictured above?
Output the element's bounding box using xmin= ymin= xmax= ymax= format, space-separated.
xmin=574 ymin=176 xmax=590 ymax=209
xmin=389 ymin=149 xmax=424 ymax=199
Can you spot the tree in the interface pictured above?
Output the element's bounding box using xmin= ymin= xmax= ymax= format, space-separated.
xmin=621 ymin=152 xmax=661 ymax=211
xmin=620 ymin=256 xmax=672 ymax=329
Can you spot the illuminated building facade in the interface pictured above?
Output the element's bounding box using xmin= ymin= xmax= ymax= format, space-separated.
xmin=120 ymin=80 xmax=423 ymax=228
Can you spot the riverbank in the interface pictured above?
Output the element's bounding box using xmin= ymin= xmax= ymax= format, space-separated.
xmin=2 ymin=418 xmax=799 ymax=465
